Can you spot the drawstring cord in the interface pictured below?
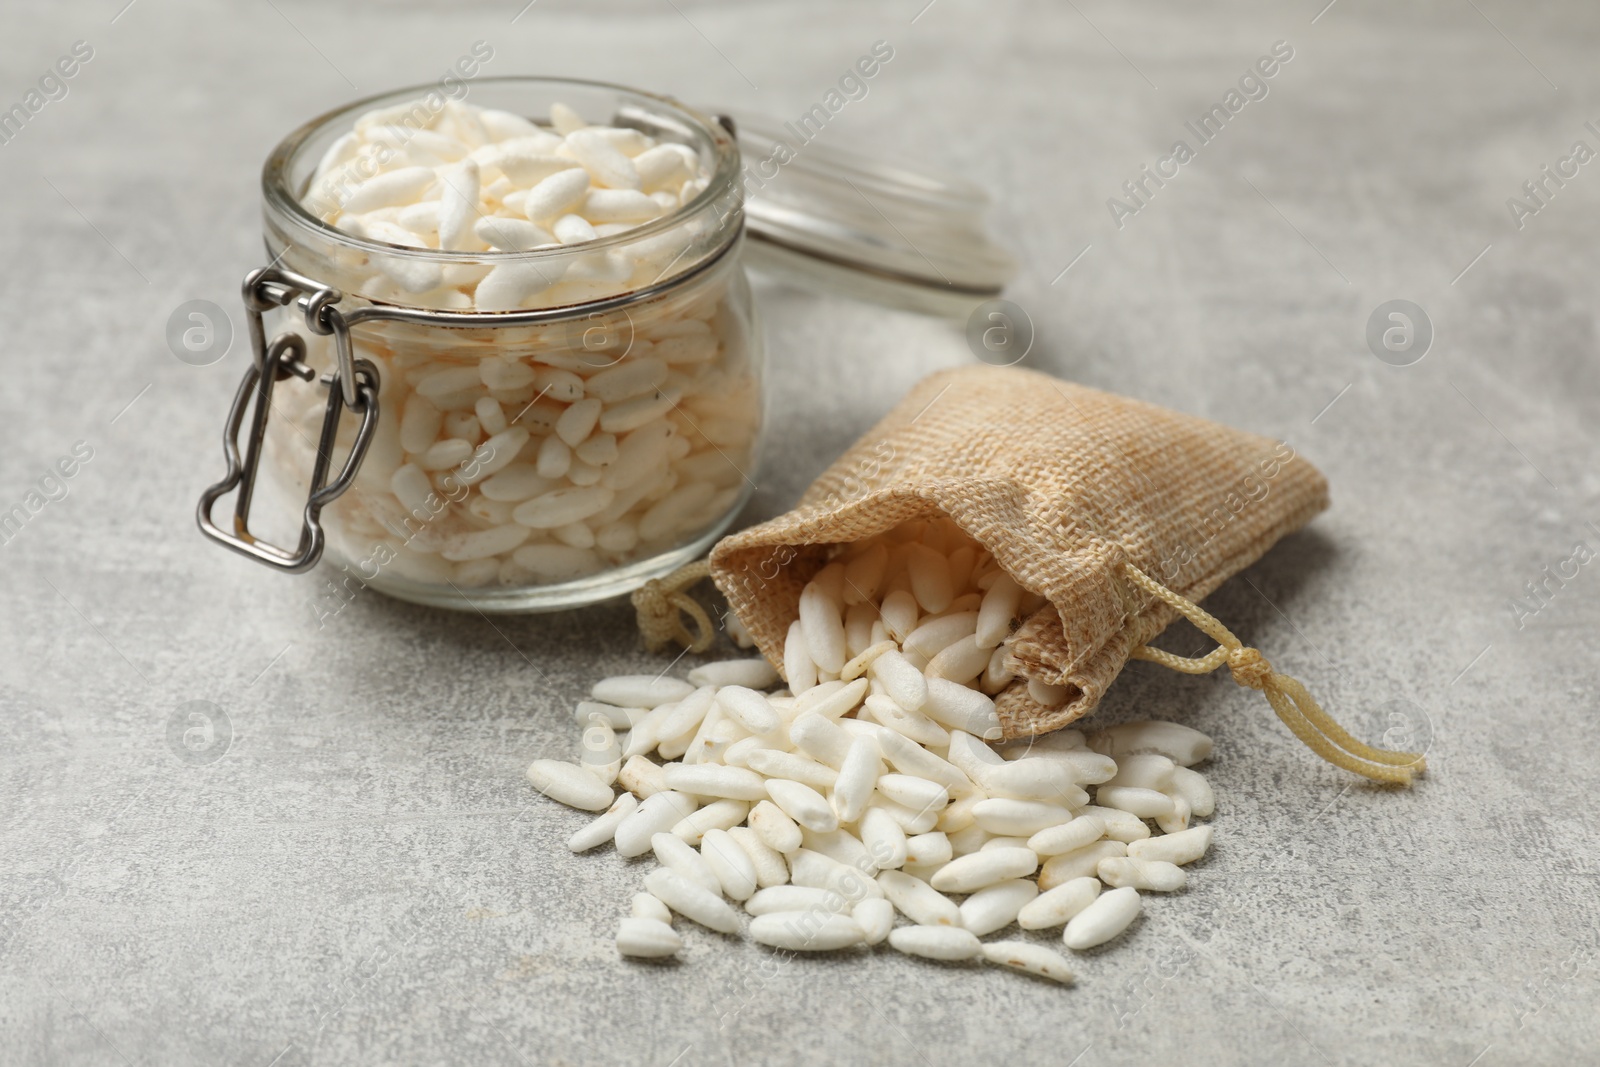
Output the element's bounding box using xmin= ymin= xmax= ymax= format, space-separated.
xmin=1123 ymin=562 xmax=1425 ymax=786
xmin=631 ymin=555 xmax=1426 ymax=785
xmin=631 ymin=559 xmax=716 ymax=654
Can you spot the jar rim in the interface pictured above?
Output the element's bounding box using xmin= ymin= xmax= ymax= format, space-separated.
xmin=260 ymin=76 xmax=742 ymax=269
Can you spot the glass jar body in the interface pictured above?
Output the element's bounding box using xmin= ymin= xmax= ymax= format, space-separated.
xmin=244 ymin=78 xmax=762 ymax=611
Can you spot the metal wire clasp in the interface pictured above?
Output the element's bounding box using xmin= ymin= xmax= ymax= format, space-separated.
xmin=195 ymin=266 xmax=381 ymax=573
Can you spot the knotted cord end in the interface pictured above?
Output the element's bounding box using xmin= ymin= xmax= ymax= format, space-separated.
xmin=1227 ymin=646 xmax=1274 ymax=690
xmin=632 ymin=559 xmax=716 ymax=654
xmin=1124 ymin=562 xmax=1426 ymax=786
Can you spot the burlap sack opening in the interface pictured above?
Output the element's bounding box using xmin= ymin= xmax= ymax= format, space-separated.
xmin=687 ymin=364 xmax=1423 ymax=785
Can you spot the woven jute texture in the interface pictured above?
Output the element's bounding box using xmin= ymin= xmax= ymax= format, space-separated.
xmin=709 ymin=364 xmax=1329 ymax=740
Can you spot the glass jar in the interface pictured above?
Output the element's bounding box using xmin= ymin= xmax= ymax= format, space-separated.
xmin=200 ymin=79 xmax=760 ymax=612
xmin=198 ymin=77 xmax=1014 ymax=612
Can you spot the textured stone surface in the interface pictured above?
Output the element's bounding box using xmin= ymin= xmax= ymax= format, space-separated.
xmin=2 ymin=1 xmax=1598 ymax=1064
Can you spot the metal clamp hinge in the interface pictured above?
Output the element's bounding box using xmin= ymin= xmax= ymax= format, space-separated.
xmin=195 ymin=266 xmax=381 ymax=573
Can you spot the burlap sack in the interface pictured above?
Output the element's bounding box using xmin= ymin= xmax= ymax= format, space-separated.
xmin=693 ymin=364 xmax=1422 ymax=785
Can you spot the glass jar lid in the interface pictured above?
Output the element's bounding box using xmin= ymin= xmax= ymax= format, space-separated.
xmin=724 ymin=111 xmax=1018 ymax=318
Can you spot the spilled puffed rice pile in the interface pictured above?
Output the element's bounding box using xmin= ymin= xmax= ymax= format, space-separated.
xmin=527 ymin=518 xmax=1216 ymax=984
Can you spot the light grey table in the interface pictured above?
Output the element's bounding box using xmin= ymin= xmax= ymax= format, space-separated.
xmin=3 ymin=1 xmax=1596 ymax=1064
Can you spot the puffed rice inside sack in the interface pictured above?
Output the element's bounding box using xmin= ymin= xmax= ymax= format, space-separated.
xmin=706 ymin=364 xmax=1423 ymax=785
